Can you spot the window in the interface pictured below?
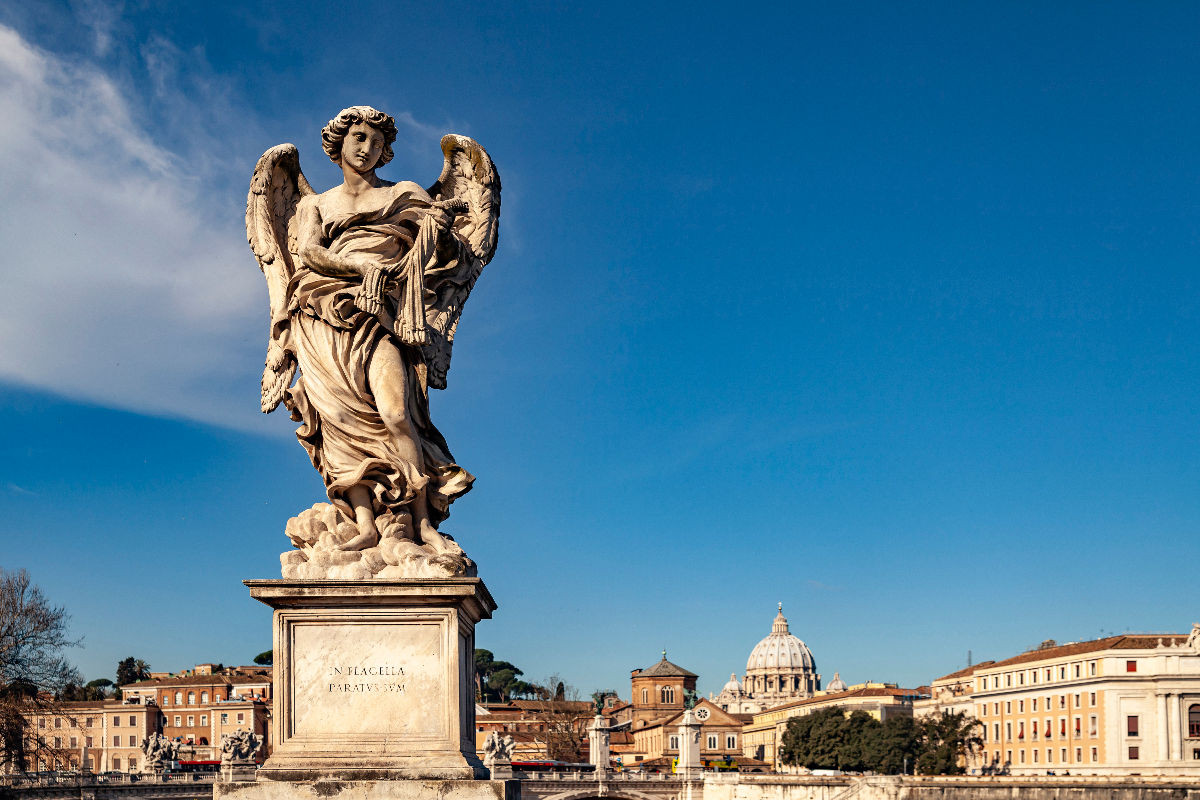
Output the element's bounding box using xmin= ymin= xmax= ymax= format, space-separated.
xmin=1189 ymin=705 xmax=1200 ymax=737
xmin=1089 ymin=693 xmax=1097 ymax=706
xmin=174 ymin=715 xmax=181 ymax=727
xmin=994 ymin=703 xmax=999 ymax=714
xmin=1074 ymin=716 xmax=1082 ymax=736
xmin=1090 ymin=661 xmax=1097 ymax=676
xmin=1076 ymin=747 xmax=1082 ymax=762
xmin=660 ymin=687 xmax=675 ymax=703
xmin=175 ymin=692 xmax=183 ymax=703
xmin=1061 ymin=748 xmax=1067 ymax=762
xmin=1005 ymin=722 xmax=1012 ymax=741
xmin=53 ymin=737 xmax=62 ymax=747
xmin=68 ymin=718 xmax=76 ymax=728
xmin=1019 ymin=749 xmax=1026 ymax=763
xmin=200 ymin=715 xmax=208 ymax=726
xmin=128 ymin=715 xmax=135 ymax=726
xmin=669 ymin=735 xmax=680 ymax=750
xmin=1019 ymin=672 xmax=1025 ymax=685
xmin=1194 ymin=749 xmax=1200 ymax=760
xmin=981 ymin=705 xmax=987 ymax=717
xmin=1018 ymin=722 xmax=1025 ymax=740
xmin=112 ymin=735 xmax=119 ymax=746
xmin=994 ymin=723 xmax=1000 ymax=741
xmin=128 ymin=736 xmax=135 ymax=747
xmin=188 ymin=692 xmax=195 ymax=704
xmin=641 ymin=689 xmax=647 ymax=704
xmin=1006 ymin=750 xmax=1012 ymax=764
xmin=1074 ymin=694 xmax=1081 ymax=708
xmin=1031 ymin=720 xmax=1038 ymax=741
xmin=1059 ymin=718 xmax=1066 ymax=737
xmin=1126 ymin=660 xmax=1137 ymax=673
xmin=1089 ymin=715 xmax=1098 ymax=736
xmin=70 ymin=737 xmax=77 ymax=747
xmin=201 ymin=692 xmax=208 ymax=703
xmin=1045 ymin=668 xmax=1052 ymax=681
xmin=113 ymin=716 xmax=120 ymax=726
xmin=1005 ymin=702 xmax=1012 ymax=713
xmin=86 ymin=737 xmax=93 ymax=747
xmin=1006 ymin=674 xmax=1012 ymax=687
xmin=85 ymin=717 xmax=94 ymax=727
xmin=1091 ymin=747 xmax=1097 ymax=762
xmin=1033 ymin=749 xmax=1038 ymax=762
xmin=1033 ymin=699 xmax=1038 ymax=712
xmin=1032 ymin=671 xmax=1038 ymax=684
xmin=1018 ymin=700 xmax=1024 ymax=712
xmin=981 ymin=677 xmax=987 ymax=690
xmin=1059 ymin=666 xmax=1066 ymax=679
xmin=1127 ymin=715 xmax=1139 ymax=736
xmin=220 ymin=713 xmax=229 ymax=724
xmin=54 ymin=718 xmax=62 ymax=729
xmin=112 ymin=758 xmax=121 ymax=770
xmin=1059 ymin=696 xmax=1066 ymax=709
xmin=1074 ymin=664 xmax=1080 ymax=678
xmin=162 ymin=695 xmax=169 ymax=706
xmin=1128 ymin=746 xmax=1139 ymax=760
xmin=128 ymin=758 xmax=137 ymax=770
xmin=38 ymin=718 xmax=45 ymax=729
xmin=187 ymin=715 xmax=195 ymax=726
xmin=237 ymin=713 xmax=245 ymax=724
xmin=707 ymin=735 xmax=717 ymax=749
xmin=726 ymin=735 xmax=736 ymax=748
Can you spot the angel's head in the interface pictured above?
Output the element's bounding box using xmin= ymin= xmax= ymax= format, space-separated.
xmin=321 ymin=106 xmax=398 ymax=172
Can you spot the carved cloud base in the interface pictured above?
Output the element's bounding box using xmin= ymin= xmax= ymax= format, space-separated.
xmin=282 ymin=503 xmax=477 ymax=580
xmin=245 ymin=579 xmax=495 ymax=782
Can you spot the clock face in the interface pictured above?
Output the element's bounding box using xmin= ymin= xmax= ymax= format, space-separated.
xmin=694 ymin=707 xmax=710 ymax=721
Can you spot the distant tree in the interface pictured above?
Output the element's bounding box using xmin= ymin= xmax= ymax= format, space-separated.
xmin=780 ymin=706 xmax=848 ymax=769
xmin=474 ymin=650 xmax=535 ymax=702
xmin=253 ymin=650 xmax=273 ymax=666
xmin=871 ymin=715 xmax=922 ymax=774
xmin=0 ymin=568 xmax=82 ymax=773
xmin=916 ymin=711 xmax=983 ymax=775
xmin=529 ymin=676 xmax=588 ymax=762
xmin=837 ymin=710 xmax=881 ymax=772
xmin=115 ymin=657 xmax=150 ymax=688
xmin=591 ymin=689 xmax=619 ymax=713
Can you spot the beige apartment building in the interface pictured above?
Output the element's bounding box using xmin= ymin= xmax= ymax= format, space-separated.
xmin=21 ymin=700 xmax=161 ymax=773
xmin=950 ymin=628 xmax=1200 ymax=776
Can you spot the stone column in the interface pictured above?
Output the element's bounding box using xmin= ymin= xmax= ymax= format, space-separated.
xmin=676 ymin=709 xmax=702 ymax=780
xmin=587 ymin=715 xmax=610 ymax=773
xmin=1169 ymin=692 xmax=1183 ymax=761
xmin=1157 ymin=692 xmax=1170 ymax=763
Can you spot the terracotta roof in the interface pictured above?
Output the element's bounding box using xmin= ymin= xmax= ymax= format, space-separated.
xmin=933 ymin=661 xmax=996 ymax=683
xmin=634 ymin=655 xmax=698 ymax=679
xmin=760 ymin=685 xmax=921 ymax=715
xmin=979 ymin=635 xmax=1188 ymax=671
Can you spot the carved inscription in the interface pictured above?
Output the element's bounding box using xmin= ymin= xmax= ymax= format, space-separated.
xmin=327 ymin=664 xmax=406 ymax=693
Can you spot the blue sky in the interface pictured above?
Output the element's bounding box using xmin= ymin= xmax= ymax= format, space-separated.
xmin=0 ymin=1 xmax=1196 ymax=698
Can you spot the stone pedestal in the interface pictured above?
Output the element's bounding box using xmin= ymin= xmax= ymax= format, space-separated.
xmin=243 ymin=579 xmax=495 ymax=782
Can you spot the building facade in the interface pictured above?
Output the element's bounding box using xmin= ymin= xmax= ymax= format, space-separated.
xmin=959 ymin=628 xmax=1200 ymax=776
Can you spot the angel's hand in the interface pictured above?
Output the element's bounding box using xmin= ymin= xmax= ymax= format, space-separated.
xmin=429 ymin=198 xmax=469 ymax=232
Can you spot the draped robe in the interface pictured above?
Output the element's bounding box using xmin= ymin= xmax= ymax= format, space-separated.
xmin=284 ymin=182 xmax=474 ymax=527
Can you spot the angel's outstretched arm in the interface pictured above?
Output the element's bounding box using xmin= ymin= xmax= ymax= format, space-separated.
xmin=294 ymin=199 xmax=371 ymax=279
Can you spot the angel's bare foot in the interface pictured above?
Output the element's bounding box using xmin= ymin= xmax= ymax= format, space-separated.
xmin=338 ymin=524 xmax=380 ymax=551
xmin=419 ymin=523 xmax=456 ymax=555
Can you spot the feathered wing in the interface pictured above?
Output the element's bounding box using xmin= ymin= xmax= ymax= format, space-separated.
xmin=246 ymin=144 xmax=314 ymax=412
xmin=421 ymin=134 xmax=501 ymax=390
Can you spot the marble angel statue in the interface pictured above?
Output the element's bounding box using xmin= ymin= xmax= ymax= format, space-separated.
xmin=247 ymin=106 xmax=500 ymax=579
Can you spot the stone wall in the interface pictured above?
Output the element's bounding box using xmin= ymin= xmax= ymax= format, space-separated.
xmin=703 ymin=774 xmax=1200 ymax=800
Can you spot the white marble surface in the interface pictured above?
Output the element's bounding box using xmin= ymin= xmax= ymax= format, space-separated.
xmin=292 ymin=621 xmax=444 ymax=738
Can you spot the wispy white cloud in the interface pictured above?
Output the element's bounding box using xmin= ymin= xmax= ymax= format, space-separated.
xmin=0 ymin=23 xmax=265 ymax=430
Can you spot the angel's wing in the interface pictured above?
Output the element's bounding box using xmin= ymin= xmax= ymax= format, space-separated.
xmin=421 ymin=134 xmax=501 ymax=391
xmin=246 ymin=144 xmax=314 ymax=413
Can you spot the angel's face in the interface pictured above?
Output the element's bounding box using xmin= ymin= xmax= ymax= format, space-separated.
xmin=341 ymin=122 xmax=385 ymax=173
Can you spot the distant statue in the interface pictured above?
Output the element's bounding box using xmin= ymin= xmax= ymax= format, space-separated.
xmin=248 ymin=106 xmax=501 ymax=580
xmin=683 ymin=688 xmax=698 ymax=709
xmin=220 ymin=728 xmax=263 ymax=765
xmin=482 ymin=730 xmax=516 ymax=768
xmin=140 ymin=733 xmax=179 ymax=772
xmin=1188 ymin=623 xmax=1200 ymax=650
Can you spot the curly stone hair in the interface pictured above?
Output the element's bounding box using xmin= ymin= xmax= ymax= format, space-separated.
xmin=321 ymin=106 xmax=398 ymax=167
